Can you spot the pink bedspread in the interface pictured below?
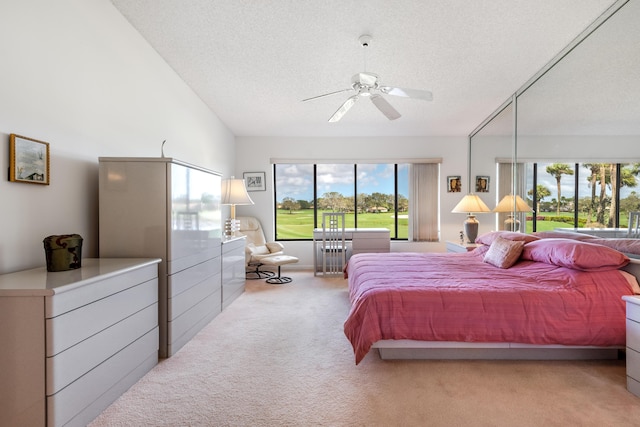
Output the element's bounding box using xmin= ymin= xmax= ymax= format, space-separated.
xmin=344 ymin=249 xmax=636 ymax=364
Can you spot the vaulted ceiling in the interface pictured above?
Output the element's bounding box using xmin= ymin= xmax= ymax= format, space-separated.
xmin=110 ymin=0 xmax=616 ymax=137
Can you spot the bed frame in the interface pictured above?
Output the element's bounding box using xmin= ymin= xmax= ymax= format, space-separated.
xmin=370 ymin=258 xmax=640 ymax=361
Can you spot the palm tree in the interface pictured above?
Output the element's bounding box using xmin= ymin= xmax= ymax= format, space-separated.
xmin=609 ymin=164 xmax=640 ymax=226
xmin=584 ymin=163 xmax=605 ymax=225
xmin=528 ymin=185 xmax=551 ymax=214
xmin=546 ymin=163 xmax=574 ymax=215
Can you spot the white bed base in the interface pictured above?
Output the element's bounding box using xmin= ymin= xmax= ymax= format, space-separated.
xmin=372 ymin=340 xmax=623 ymax=360
xmin=371 ymin=259 xmax=640 ymax=361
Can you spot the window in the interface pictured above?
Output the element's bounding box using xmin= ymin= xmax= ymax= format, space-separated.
xmin=523 ymin=162 xmax=640 ymax=232
xmin=274 ymin=163 xmax=413 ymax=240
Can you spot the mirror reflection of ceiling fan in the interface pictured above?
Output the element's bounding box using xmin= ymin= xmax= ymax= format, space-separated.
xmin=302 ymin=35 xmax=433 ymax=122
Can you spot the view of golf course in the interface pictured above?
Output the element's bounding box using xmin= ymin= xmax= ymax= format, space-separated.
xmin=273 ymin=162 xmax=640 ymax=240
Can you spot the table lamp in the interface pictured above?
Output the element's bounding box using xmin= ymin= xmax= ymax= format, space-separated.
xmin=452 ymin=194 xmax=491 ymax=243
xmin=221 ymin=176 xmax=254 ymax=237
xmin=493 ymin=194 xmax=531 ymax=231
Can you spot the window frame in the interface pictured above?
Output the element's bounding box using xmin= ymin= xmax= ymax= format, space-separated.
xmin=273 ymin=162 xmax=409 ymax=241
xmin=524 ymin=162 xmax=632 ymax=231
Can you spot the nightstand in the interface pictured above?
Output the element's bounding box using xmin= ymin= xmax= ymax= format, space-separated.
xmin=446 ymin=241 xmax=481 ymax=253
xmin=623 ymin=295 xmax=640 ymax=397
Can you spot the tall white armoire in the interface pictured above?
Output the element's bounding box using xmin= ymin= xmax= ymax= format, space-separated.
xmin=99 ymin=157 xmax=222 ymax=358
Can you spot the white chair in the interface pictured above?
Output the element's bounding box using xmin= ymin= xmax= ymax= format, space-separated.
xmin=237 ymin=216 xmax=298 ymax=282
xmin=319 ymin=212 xmax=348 ymax=276
xmin=629 ymin=212 xmax=640 ymax=238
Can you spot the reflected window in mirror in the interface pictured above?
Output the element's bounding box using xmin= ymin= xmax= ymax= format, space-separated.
xmin=522 ymin=162 xmax=640 ymax=232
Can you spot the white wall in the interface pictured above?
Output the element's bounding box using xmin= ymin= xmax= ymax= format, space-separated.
xmin=517 ymin=135 xmax=640 ymax=160
xmin=235 ymin=136 xmax=474 ymax=268
xmin=0 ymin=0 xmax=236 ymax=273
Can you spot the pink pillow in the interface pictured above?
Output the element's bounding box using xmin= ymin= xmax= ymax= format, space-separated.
xmin=475 ymin=231 xmax=539 ymax=246
xmin=483 ymin=236 xmax=525 ymax=269
xmin=532 ymin=231 xmax=597 ymax=241
xmin=588 ymin=238 xmax=640 ymax=256
xmin=521 ymin=238 xmax=629 ymax=271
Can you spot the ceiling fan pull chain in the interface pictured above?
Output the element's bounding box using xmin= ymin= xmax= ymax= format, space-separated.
xmin=359 ymin=34 xmax=372 ymax=72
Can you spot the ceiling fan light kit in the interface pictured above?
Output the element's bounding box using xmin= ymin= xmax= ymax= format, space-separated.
xmin=303 ymin=35 xmax=433 ymax=122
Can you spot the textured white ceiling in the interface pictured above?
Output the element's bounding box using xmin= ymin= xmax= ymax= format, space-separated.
xmin=109 ymin=0 xmax=616 ymax=137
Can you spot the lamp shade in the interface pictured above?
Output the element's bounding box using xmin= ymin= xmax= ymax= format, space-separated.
xmin=221 ymin=178 xmax=254 ymax=206
xmin=493 ymin=194 xmax=531 ymax=232
xmin=221 ymin=177 xmax=254 ymax=237
xmin=493 ymin=195 xmax=531 ymax=213
xmin=451 ymin=194 xmax=491 ymax=214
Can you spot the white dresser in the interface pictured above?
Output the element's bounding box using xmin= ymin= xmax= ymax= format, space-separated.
xmin=99 ymin=157 xmax=223 ymax=358
xmin=446 ymin=241 xmax=482 ymax=253
xmin=623 ymin=295 xmax=640 ymax=397
xmin=313 ymin=227 xmax=390 ymax=273
xmin=0 ymin=258 xmax=160 ymax=427
xmin=222 ymin=236 xmax=246 ymax=309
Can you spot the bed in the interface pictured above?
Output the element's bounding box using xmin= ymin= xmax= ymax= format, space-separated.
xmin=343 ymin=231 xmax=640 ymax=364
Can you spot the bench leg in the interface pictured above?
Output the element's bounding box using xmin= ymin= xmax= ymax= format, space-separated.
xmin=266 ymin=266 xmax=292 ymax=284
xmin=246 ymin=262 xmax=275 ymax=280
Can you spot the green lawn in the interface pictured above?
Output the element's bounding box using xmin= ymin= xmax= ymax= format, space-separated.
xmin=525 ymin=212 xmax=631 ymax=233
xmin=277 ymin=209 xmax=630 ymax=239
xmin=276 ymin=209 xmax=407 ymax=239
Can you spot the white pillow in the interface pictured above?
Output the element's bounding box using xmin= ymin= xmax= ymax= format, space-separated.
xmin=483 ymin=236 xmax=525 ymax=269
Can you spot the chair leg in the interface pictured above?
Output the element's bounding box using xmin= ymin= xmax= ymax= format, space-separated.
xmin=246 ymin=262 xmax=275 ymax=280
xmin=266 ymin=266 xmax=292 ymax=284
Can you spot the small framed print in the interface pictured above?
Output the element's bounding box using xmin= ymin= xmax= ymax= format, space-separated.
xmin=9 ymin=134 xmax=50 ymax=185
xmin=476 ymin=175 xmax=490 ymax=193
xmin=447 ymin=176 xmax=461 ymax=193
xmin=243 ymin=171 xmax=266 ymax=192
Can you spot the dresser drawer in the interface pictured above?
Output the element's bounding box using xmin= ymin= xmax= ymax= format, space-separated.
xmin=47 ymin=329 xmax=158 ymax=427
xmin=628 ymin=375 xmax=640 ymax=398
xmin=627 ymin=299 xmax=640 ymax=323
xmin=351 ymin=234 xmax=390 ymax=251
xmin=223 ymin=237 xmax=245 ymax=254
xmin=168 ymin=287 xmax=221 ymax=353
xmin=169 ymin=272 xmax=221 ymax=320
xmin=45 ymin=263 xmax=158 ymax=317
xmin=628 ymin=347 xmax=640 ymax=382
xmin=168 ymin=257 xmax=221 ymax=298
xmin=46 ymin=302 xmax=158 ymax=395
xmin=223 ymin=262 xmax=245 ymax=309
xmin=627 ymin=318 xmax=640 ymax=351
xmin=46 ymin=278 xmax=158 ymax=356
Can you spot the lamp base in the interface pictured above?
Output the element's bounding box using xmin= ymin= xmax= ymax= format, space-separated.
xmin=224 ymin=218 xmax=241 ymax=237
xmin=464 ymin=214 xmax=479 ymax=243
xmin=503 ymin=214 xmax=520 ymax=232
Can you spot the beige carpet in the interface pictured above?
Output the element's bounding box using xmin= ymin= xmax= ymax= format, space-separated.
xmin=90 ymin=271 xmax=640 ymax=426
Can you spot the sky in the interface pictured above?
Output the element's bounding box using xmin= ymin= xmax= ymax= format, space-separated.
xmin=275 ymin=163 xmax=409 ymax=203
xmin=274 ymin=162 xmax=639 ymax=205
xmin=526 ymin=162 xmax=637 ymax=201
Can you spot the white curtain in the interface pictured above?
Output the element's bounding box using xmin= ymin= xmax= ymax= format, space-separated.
xmin=409 ymin=163 xmax=439 ymax=241
xmin=498 ymin=162 xmax=527 ymax=229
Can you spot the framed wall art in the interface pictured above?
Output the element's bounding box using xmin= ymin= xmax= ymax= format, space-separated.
xmin=9 ymin=134 xmax=50 ymax=185
xmin=475 ymin=175 xmax=490 ymax=193
xmin=243 ymin=171 xmax=266 ymax=192
xmin=447 ymin=175 xmax=461 ymax=193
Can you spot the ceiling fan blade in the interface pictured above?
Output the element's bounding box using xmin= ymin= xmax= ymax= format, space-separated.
xmin=302 ymin=88 xmax=352 ymax=102
xmin=379 ymin=86 xmax=433 ymax=101
xmin=328 ymin=95 xmax=359 ymax=122
xmin=370 ymin=94 xmax=401 ymax=120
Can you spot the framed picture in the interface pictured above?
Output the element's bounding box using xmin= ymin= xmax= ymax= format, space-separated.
xmin=243 ymin=171 xmax=266 ymax=192
xmin=475 ymin=175 xmax=490 ymax=193
xmin=447 ymin=175 xmax=461 ymax=193
xmin=9 ymin=134 xmax=50 ymax=185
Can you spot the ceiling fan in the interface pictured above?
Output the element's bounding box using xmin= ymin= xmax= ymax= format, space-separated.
xmin=302 ymin=35 xmax=433 ymax=122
